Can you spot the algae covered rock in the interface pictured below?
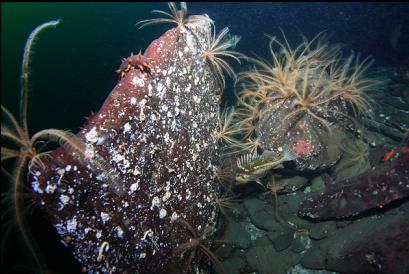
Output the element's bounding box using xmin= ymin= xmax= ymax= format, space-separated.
xmin=29 ymin=16 xmax=221 ymax=274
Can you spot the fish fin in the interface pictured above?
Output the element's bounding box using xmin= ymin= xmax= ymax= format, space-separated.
xmin=237 ymin=152 xmax=259 ymax=168
xmin=255 ymin=178 xmax=265 ymax=187
xmin=283 ymin=146 xmax=298 ymax=161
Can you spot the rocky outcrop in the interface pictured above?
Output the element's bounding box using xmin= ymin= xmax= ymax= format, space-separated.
xmin=30 ymin=19 xmax=221 ymax=273
xmin=299 ymin=140 xmax=409 ymax=219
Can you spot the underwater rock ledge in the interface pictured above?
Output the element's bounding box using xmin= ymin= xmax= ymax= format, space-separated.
xmin=298 ymin=138 xmax=409 ymax=220
xmin=30 ymin=19 xmax=220 ymax=273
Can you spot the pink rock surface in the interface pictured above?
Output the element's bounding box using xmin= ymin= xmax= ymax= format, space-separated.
xmin=30 ymin=20 xmax=221 ymax=273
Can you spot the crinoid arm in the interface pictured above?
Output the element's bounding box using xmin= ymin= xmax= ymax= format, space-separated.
xmin=135 ymin=2 xmax=204 ymax=29
xmin=217 ymin=107 xmax=254 ymax=156
xmin=30 ymin=129 xmax=123 ymax=195
xmin=20 ymin=19 xmax=61 ymax=134
xmin=135 ymin=12 xmax=180 ymax=29
xmin=135 ymin=2 xmax=214 ymax=30
xmin=1 ymin=147 xmax=22 ymax=162
xmin=204 ymin=26 xmax=246 ymax=88
xmin=1 ymin=19 xmax=62 ymax=274
xmin=1 ymin=124 xmax=26 ymax=149
xmin=1 ymin=105 xmax=28 ymax=147
xmin=199 ymin=244 xmax=226 ymax=274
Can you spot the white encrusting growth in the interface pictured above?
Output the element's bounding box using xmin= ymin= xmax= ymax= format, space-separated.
xmin=59 ymin=195 xmax=70 ymax=206
xmin=151 ymin=196 xmax=161 ymax=209
xmin=45 ymin=183 xmax=57 ymax=194
xmin=130 ymin=181 xmax=139 ymax=193
xmin=66 ymin=217 xmax=77 ymax=233
xmin=123 ymin=122 xmax=131 ymax=133
xmin=132 ymin=76 xmax=145 ymax=87
xmin=115 ymin=226 xmax=124 ymax=238
xmin=31 ymin=177 xmax=43 ymax=194
xmin=170 ymin=211 xmax=179 ymax=223
xmin=159 ymin=208 xmax=167 ymax=219
xmin=85 ymin=126 xmax=99 ymax=143
xmin=100 ymin=212 xmax=110 ymax=224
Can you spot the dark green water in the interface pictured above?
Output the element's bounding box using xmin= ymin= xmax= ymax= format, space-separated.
xmin=2 ymin=3 xmax=409 ymax=135
xmin=2 ymin=3 xmax=169 ymax=135
xmin=3 ymin=3 xmax=408 ymax=137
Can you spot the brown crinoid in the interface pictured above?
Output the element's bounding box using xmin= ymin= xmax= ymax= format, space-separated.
xmin=1 ymin=20 xmax=110 ymax=273
xmin=135 ymin=2 xmax=213 ymax=30
xmin=173 ymin=218 xmax=225 ymax=274
xmin=137 ymin=3 xmax=245 ymax=90
xmin=234 ymin=31 xmax=386 ymax=170
xmin=202 ymin=26 xmax=245 ymax=89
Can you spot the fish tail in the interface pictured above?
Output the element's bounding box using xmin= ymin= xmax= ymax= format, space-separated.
xmin=283 ymin=147 xmax=298 ymax=161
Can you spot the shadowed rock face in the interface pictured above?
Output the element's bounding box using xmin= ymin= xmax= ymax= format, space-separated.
xmin=30 ymin=19 xmax=221 ymax=273
xmin=298 ymin=142 xmax=409 ymax=220
xmin=327 ymin=216 xmax=409 ymax=274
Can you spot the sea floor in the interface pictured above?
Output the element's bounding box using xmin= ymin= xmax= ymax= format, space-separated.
xmin=214 ymin=66 xmax=409 ymax=274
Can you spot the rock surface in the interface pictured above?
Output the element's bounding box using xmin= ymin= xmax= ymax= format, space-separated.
xmin=299 ymin=141 xmax=409 ymax=219
xmin=301 ymin=215 xmax=409 ymax=274
xmin=29 ymin=19 xmax=221 ymax=273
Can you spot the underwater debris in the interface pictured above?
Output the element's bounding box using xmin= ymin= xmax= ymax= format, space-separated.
xmin=383 ymin=148 xmax=396 ymax=161
xmin=298 ymin=138 xmax=409 ymax=219
xmin=16 ymin=11 xmax=226 ymax=274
